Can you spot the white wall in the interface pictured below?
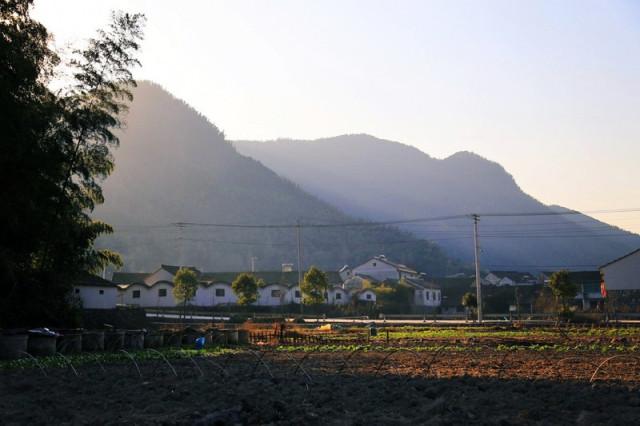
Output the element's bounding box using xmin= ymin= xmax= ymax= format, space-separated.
xmin=257 ymin=284 xmax=289 ymax=306
xmin=74 ymin=286 xmax=118 ymax=309
xmin=352 ymin=258 xmax=400 ymax=282
xmin=601 ymin=250 xmax=640 ymax=290
xmin=423 ymin=289 xmax=441 ymax=307
xmin=119 ymin=282 xmax=178 ymax=307
xmin=194 ymin=283 xmax=237 ymax=306
xmin=339 ymin=268 xmax=352 ymax=282
xmin=327 ymin=287 xmax=349 ymax=305
xmin=285 ymin=286 xmax=302 ymax=304
xmin=357 ymin=289 xmax=377 ymax=302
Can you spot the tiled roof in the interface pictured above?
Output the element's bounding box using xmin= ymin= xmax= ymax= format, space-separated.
xmin=373 ymin=256 xmax=417 ymax=274
xmin=160 ymin=264 xmax=201 ymax=276
xmin=404 ymin=277 xmax=441 ymax=290
xmin=75 ymin=272 xmax=118 ymax=288
xmin=490 ymin=270 xmax=536 ymax=283
xmin=600 ymin=248 xmax=640 ymax=269
xmin=199 ymin=270 xmax=342 ymax=286
xmin=111 ymin=272 xmax=149 ymax=284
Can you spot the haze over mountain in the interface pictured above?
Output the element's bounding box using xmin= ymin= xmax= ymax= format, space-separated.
xmin=93 ymin=82 xmax=458 ymax=275
xmin=235 ymin=135 xmax=640 ymax=270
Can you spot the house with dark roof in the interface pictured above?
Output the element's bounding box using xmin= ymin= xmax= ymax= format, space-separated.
xmin=483 ymin=271 xmax=538 ymax=286
xmin=73 ymin=273 xmax=119 ymax=309
xmin=351 ymin=255 xmax=419 ymax=282
xmin=404 ymin=277 xmax=442 ymax=308
xmin=112 ymin=265 xmax=354 ymax=308
xmin=346 ymin=256 xmax=437 ymax=308
xmin=600 ymin=248 xmax=640 ymax=291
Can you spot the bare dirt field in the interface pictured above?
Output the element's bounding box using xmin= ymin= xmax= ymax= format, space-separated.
xmin=2 ymin=348 xmax=640 ymax=425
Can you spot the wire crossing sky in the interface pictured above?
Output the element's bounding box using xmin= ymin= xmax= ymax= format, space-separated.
xmin=33 ymin=0 xmax=640 ymax=234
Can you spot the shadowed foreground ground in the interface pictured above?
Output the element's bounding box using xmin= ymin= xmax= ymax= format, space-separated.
xmin=2 ymin=352 xmax=640 ymax=425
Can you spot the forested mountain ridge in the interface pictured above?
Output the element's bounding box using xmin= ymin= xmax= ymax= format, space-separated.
xmin=94 ymin=82 xmax=459 ymax=275
xmin=235 ymin=135 xmax=640 ymax=269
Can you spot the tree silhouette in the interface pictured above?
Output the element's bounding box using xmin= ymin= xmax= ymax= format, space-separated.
xmin=0 ymin=0 xmax=144 ymax=326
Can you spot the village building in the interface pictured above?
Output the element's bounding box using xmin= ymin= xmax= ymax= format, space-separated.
xmin=600 ymin=248 xmax=640 ymax=309
xmin=349 ymin=255 xmax=420 ymax=282
xmin=600 ymin=248 xmax=640 ymax=291
xmin=72 ymin=273 xmax=119 ymax=309
xmin=482 ymin=271 xmax=538 ymax=286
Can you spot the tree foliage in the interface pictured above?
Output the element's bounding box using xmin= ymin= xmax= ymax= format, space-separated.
xmin=232 ymin=273 xmax=259 ymax=305
xmin=373 ymin=281 xmax=413 ymax=312
xmin=549 ymin=270 xmax=577 ymax=313
xmin=0 ymin=0 xmax=144 ymax=327
xmin=301 ymin=266 xmax=329 ymax=305
xmin=462 ymin=292 xmax=478 ymax=310
xmin=172 ymin=268 xmax=199 ymax=306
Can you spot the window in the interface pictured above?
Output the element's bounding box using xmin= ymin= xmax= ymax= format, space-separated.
xmin=271 ymin=289 xmax=281 ymax=298
xmin=132 ymin=290 xmax=140 ymax=299
xmin=74 ymin=288 xmax=80 ymax=294
xmin=426 ymin=291 xmax=431 ymax=301
xmin=99 ymin=290 xmax=104 ymax=295
xmin=295 ymin=290 xmax=301 ymax=298
xmin=159 ymin=289 xmax=167 ymax=297
xmin=215 ymin=288 xmax=225 ymax=297
xmin=372 ymin=262 xmax=377 ymax=267
xmin=366 ymin=293 xmax=372 ymax=300
xmin=336 ymin=292 xmax=342 ymax=300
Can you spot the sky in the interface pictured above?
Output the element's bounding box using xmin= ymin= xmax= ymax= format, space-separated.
xmin=33 ymin=0 xmax=640 ymax=233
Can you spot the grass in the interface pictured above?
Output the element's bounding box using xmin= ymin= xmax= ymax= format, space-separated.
xmin=274 ymin=342 xmax=640 ymax=353
xmin=0 ymin=346 xmax=239 ymax=371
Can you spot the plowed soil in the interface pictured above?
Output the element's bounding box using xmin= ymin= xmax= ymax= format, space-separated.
xmin=2 ymin=349 xmax=640 ymax=425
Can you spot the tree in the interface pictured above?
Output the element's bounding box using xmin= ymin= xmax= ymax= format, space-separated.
xmin=301 ymin=266 xmax=328 ymax=305
xmin=549 ymin=270 xmax=577 ymax=315
xmin=462 ymin=292 xmax=477 ymax=319
xmin=232 ymin=273 xmax=259 ymax=305
xmin=173 ymin=268 xmax=199 ymax=315
xmin=0 ymin=1 xmax=144 ymax=327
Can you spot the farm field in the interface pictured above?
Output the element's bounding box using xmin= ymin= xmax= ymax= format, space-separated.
xmin=2 ymin=326 xmax=640 ymax=425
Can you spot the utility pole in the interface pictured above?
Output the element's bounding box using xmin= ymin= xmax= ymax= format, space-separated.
xmin=473 ymin=214 xmax=483 ymax=322
xmin=250 ymin=256 xmax=258 ymax=273
xmin=296 ymin=220 xmax=303 ymax=314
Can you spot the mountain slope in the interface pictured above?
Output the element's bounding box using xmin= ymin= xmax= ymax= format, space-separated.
xmin=235 ymin=135 xmax=640 ymax=269
xmin=94 ymin=83 xmax=457 ymax=275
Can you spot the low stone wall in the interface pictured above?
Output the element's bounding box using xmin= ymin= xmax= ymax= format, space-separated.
xmin=81 ymin=307 xmax=149 ymax=330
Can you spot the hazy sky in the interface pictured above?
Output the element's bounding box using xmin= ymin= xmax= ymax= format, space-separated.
xmin=33 ymin=0 xmax=640 ymax=233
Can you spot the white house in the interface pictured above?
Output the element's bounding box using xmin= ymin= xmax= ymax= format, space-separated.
xmin=194 ymin=282 xmax=237 ymax=306
xmin=351 ymin=255 xmax=419 ymax=282
xmin=404 ymin=278 xmax=442 ymax=308
xmin=73 ymin=273 xmax=119 ymax=309
xmin=600 ymin=248 xmax=640 ymax=291
xmin=327 ymin=286 xmax=350 ymax=305
xmin=483 ymin=271 xmax=538 ymax=287
xmin=258 ymin=284 xmax=290 ymax=306
xmin=118 ymin=280 xmax=178 ymax=307
xmin=339 ymin=265 xmax=353 ymax=281
xmin=354 ymin=288 xmax=377 ymax=303
xmin=287 ymin=285 xmax=303 ymax=304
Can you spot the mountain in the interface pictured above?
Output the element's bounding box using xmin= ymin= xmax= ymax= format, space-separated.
xmin=235 ymin=135 xmax=640 ymax=270
xmin=93 ymin=83 xmax=458 ymax=275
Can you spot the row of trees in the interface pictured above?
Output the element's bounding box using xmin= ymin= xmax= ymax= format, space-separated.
xmin=170 ymin=266 xmax=330 ymax=307
xmin=461 ymin=270 xmax=580 ymax=318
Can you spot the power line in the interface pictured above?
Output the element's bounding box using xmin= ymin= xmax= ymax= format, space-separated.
xmin=171 ymin=207 xmax=640 ymax=230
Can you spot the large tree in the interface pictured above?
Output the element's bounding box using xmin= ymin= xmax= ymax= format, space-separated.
xmin=301 ymin=266 xmax=329 ymax=305
xmin=549 ymin=270 xmax=578 ymax=315
xmin=232 ymin=273 xmax=259 ymax=306
xmin=0 ymin=0 xmax=144 ymax=326
xmin=173 ymin=268 xmax=199 ymax=314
